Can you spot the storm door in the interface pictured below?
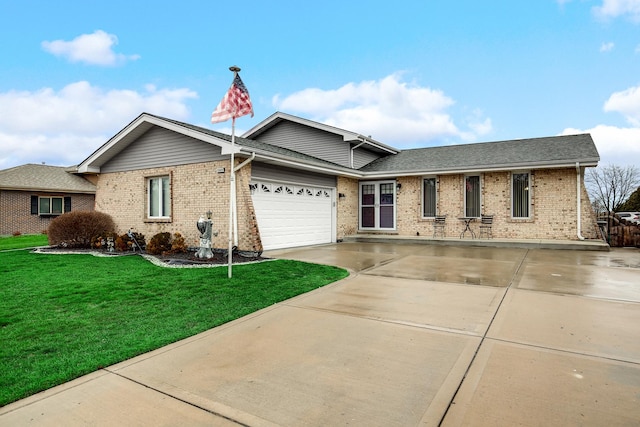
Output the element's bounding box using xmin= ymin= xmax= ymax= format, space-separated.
xmin=359 ymin=181 xmax=396 ymax=230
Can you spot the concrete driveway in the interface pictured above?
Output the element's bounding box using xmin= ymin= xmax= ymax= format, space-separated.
xmin=1 ymin=242 xmax=639 ymax=426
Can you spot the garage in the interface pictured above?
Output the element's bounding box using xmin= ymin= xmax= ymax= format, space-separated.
xmin=250 ymin=180 xmax=335 ymax=250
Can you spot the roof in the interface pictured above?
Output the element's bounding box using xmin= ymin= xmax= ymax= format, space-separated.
xmin=77 ymin=113 xmax=362 ymax=177
xmin=0 ymin=164 xmax=96 ymax=193
xmin=359 ymin=134 xmax=600 ymax=175
xmin=75 ymin=112 xmax=600 ymax=179
xmin=242 ymin=111 xmax=399 ymax=155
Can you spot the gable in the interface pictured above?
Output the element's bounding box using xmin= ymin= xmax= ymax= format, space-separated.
xmin=101 ymin=126 xmax=225 ymax=173
xmin=253 ymin=121 xmax=352 ymax=167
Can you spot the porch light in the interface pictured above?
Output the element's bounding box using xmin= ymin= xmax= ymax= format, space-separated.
xmin=396 ymin=183 xmax=402 ymax=191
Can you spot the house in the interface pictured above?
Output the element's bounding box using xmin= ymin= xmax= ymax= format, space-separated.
xmin=0 ymin=164 xmax=96 ymax=236
xmin=74 ymin=112 xmax=601 ymax=252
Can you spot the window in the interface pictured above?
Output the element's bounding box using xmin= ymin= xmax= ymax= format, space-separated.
xmin=464 ymin=175 xmax=480 ymax=218
xmin=512 ymin=172 xmax=530 ymax=218
xmin=148 ymin=176 xmax=171 ymax=218
xmin=423 ymin=177 xmax=437 ymax=217
xmin=38 ymin=196 xmax=65 ymax=215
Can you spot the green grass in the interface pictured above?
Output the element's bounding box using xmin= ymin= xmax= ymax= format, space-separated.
xmin=0 ymin=234 xmax=49 ymax=251
xmin=0 ymin=250 xmax=348 ymax=406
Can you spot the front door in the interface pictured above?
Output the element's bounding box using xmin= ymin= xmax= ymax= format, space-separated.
xmin=360 ymin=181 xmax=396 ymax=230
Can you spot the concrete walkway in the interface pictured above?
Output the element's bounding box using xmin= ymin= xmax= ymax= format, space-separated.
xmin=1 ymin=242 xmax=639 ymax=426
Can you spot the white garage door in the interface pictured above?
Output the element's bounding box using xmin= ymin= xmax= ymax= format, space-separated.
xmin=251 ymin=180 xmax=334 ymax=250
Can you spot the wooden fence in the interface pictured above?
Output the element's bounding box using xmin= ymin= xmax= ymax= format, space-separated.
xmin=600 ymin=215 xmax=640 ymax=247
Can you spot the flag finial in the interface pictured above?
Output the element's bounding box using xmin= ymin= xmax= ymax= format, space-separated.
xmin=229 ymin=65 xmax=241 ymax=73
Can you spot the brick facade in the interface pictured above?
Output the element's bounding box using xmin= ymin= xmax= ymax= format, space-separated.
xmin=337 ymin=167 xmax=600 ymax=241
xmin=94 ymin=160 xmax=262 ymax=252
xmin=94 ymin=161 xmax=598 ymax=248
xmin=0 ymin=190 xmax=95 ymax=236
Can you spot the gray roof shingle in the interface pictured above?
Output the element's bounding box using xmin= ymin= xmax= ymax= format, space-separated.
xmin=359 ymin=134 xmax=599 ymax=173
xmin=0 ymin=164 xmax=96 ymax=193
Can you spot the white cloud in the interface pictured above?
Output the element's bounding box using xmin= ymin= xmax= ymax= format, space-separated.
xmin=593 ymin=0 xmax=640 ymax=22
xmin=42 ymin=30 xmax=140 ymax=66
xmin=604 ymin=84 xmax=640 ymax=125
xmin=560 ymin=125 xmax=640 ymax=167
xmin=272 ymin=73 xmax=491 ymax=146
xmin=0 ymin=82 xmax=197 ymax=169
xmin=560 ymin=82 xmax=640 ymax=168
xmin=600 ymin=41 xmax=615 ymax=52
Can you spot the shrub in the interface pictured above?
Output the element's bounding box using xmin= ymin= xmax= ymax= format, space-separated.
xmin=146 ymin=232 xmax=172 ymax=255
xmin=170 ymin=233 xmax=188 ymax=254
xmin=12 ymin=231 xmax=22 ymax=237
xmin=48 ymin=211 xmax=116 ymax=248
xmin=146 ymin=232 xmax=187 ymax=255
xmin=114 ymin=232 xmax=146 ymax=252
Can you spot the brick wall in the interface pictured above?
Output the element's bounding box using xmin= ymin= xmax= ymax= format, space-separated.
xmin=0 ymin=190 xmax=94 ymax=236
xmin=393 ymin=168 xmax=599 ymax=240
xmin=336 ymin=176 xmax=359 ymax=240
xmin=93 ymin=160 xmax=262 ymax=251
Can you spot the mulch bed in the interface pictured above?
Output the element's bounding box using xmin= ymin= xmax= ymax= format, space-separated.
xmin=36 ymin=247 xmax=268 ymax=267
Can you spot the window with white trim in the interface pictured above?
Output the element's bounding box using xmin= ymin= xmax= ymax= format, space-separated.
xmin=512 ymin=172 xmax=530 ymax=218
xmin=422 ymin=177 xmax=437 ymax=217
xmin=148 ymin=176 xmax=171 ymax=219
xmin=464 ymin=175 xmax=481 ymax=218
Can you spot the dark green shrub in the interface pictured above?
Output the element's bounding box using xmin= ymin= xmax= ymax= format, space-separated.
xmin=146 ymin=232 xmax=172 ymax=255
xmin=48 ymin=211 xmax=116 ymax=248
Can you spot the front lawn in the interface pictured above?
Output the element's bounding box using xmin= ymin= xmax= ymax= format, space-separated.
xmin=0 ymin=250 xmax=348 ymax=406
xmin=0 ymin=234 xmax=48 ymax=251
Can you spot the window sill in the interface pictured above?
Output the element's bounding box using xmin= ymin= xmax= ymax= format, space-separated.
xmin=145 ymin=218 xmax=172 ymax=223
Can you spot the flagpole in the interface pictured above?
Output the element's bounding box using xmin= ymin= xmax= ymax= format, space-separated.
xmin=211 ymin=64 xmax=251 ymax=279
xmin=227 ymin=65 xmax=241 ymax=279
xmin=228 ymin=115 xmax=235 ymax=279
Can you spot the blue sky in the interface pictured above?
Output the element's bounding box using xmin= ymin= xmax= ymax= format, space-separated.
xmin=1 ymin=0 xmax=639 ymax=170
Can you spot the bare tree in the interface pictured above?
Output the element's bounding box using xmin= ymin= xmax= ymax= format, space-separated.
xmin=586 ymin=164 xmax=640 ymax=213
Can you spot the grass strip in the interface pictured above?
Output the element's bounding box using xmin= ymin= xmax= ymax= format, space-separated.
xmin=0 ymin=234 xmax=49 ymax=251
xmin=0 ymin=250 xmax=348 ymax=406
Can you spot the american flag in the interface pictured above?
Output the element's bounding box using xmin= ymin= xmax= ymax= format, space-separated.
xmin=210 ymin=74 xmax=254 ymax=124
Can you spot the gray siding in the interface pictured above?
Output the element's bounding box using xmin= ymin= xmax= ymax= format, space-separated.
xmin=101 ymin=127 xmax=225 ymax=173
xmin=353 ymin=147 xmax=382 ymax=169
xmin=251 ymin=162 xmax=337 ymax=188
xmin=254 ymin=121 xmax=350 ymax=167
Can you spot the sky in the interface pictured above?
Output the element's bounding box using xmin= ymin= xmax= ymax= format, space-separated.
xmin=1 ymin=0 xmax=639 ymax=170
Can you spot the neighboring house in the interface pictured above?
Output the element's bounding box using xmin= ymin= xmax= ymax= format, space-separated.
xmin=0 ymin=164 xmax=96 ymax=236
xmin=74 ymin=112 xmax=601 ymax=252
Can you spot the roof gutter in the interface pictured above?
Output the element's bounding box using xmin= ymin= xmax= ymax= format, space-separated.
xmin=359 ymin=160 xmax=600 ymax=179
xmin=576 ymin=162 xmax=585 ymax=241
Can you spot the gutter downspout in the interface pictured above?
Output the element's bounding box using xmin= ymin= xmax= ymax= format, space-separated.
xmin=234 ymin=152 xmax=255 ymax=172
xmin=576 ymin=162 xmax=585 ymax=240
xmin=232 ymin=152 xmax=256 ymax=247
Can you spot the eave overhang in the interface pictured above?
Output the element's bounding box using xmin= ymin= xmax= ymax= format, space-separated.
xmin=76 ymin=113 xmax=241 ymax=174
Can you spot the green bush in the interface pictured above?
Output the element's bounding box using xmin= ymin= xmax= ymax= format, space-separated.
xmin=48 ymin=211 xmax=116 ymax=248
